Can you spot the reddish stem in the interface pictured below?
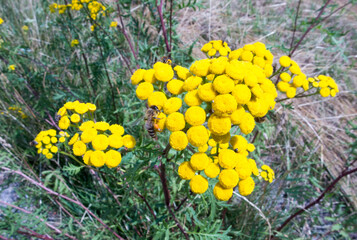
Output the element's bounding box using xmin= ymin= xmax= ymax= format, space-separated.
xmin=156 ymin=0 xmax=171 ymax=54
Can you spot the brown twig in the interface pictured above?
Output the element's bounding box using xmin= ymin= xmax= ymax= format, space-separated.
xmin=156 ymin=0 xmax=171 ymax=54
xmin=272 ymin=166 xmax=357 ymax=238
xmin=0 ymin=200 xmax=77 ymax=240
xmin=156 ymin=163 xmax=189 ymax=240
xmin=17 ymin=227 xmax=54 ymax=240
xmin=1 ymin=167 xmax=125 ymax=240
xmin=289 ymin=0 xmax=332 ymax=56
xmin=169 ymin=0 xmax=173 ymax=57
xmin=289 ymin=0 xmax=302 ymax=52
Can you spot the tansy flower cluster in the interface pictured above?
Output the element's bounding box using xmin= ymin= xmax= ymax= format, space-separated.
xmin=55 ymin=101 xmax=135 ymax=168
xmin=71 ymin=39 xmax=79 ymax=47
xmin=5 ymin=106 xmax=27 ymax=119
xmin=131 ymin=41 xmax=277 ymax=201
xmin=277 ymin=55 xmax=339 ymax=98
xmin=49 ymin=0 xmax=105 ymax=20
xmin=33 ymin=129 xmax=69 ymax=159
xmin=201 ymin=40 xmax=231 ymax=57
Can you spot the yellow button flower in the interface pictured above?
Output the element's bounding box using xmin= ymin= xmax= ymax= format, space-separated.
xmin=166 ymin=112 xmax=185 ymax=132
xmin=230 ymin=106 xmax=246 ymax=125
xmin=131 ymin=69 xmax=146 ymax=85
xmin=75 ymin=102 xmax=89 ymax=115
xmin=174 ymin=65 xmax=191 ymax=80
xmin=189 ymin=175 xmax=209 ymax=194
xmin=183 ymin=76 xmax=202 ymax=91
xmin=190 ymin=59 xmax=211 ymax=77
xmin=136 ymin=82 xmax=154 ymax=100
xmin=185 ymin=106 xmax=206 ymax=126
xmin=277 ymin=81 xmax=290 ymax=92
xmin=68 ymin=133 xmax=79 ymax=145
xmin=153 ymin=62 xmax=174 ymax=82
xmin=204 ymin=163 xmax=220 ymax=178
xmin=210 ymin=57 xmax=228 ymax=74
xmin=219 ymin=169 xmax=239 ymax=189
xmin=73 ymin=141 xmax=87 ymax=156
xmin=169 ymin=131 xmax=188 ymax=151
xmin=167 ymin=79 xmax=184 ymax=95
xmin=279 ymin=55 xmax=291 ymax=67
xmin=123 ymin=134 xmax=136 ymax=148
xmin=90 ymin=150 xmax=106 ymax=167
xmin=163 ymin=97 xmax=182 ymax=115
xmin=320 ymin=87 xmax=330 ymax=97
xmin=59 ymin=116 xmax=70 ymax=130
xmin=213 ymin=183 xmax=233 ymax=201
xmin=105 ymin=150 xmax=122 ymax=168
xmin=286 ymin=87 xmax=297 ymax=98
xmin=94 ymin=121 xmax=110 ymax=131
xmin=238 ymin=177 xmax=255 ymax=196
xmin=212 ymin=94 xmax=237 ymax=116
xmin=178 ymin=161 xmax=195 ymax=180
xmin=212 ymin=75 xmax=235 ymax=94
xmin=238 ymin=112 xmax=255 ymax=134
xmin=197 ymin=83 xmax=218 ymax=102
xmin=50 ymin=146 xmax=58 ymax=153
xmin=108 ymin=134 xmax=123 ymax=148
xmin=148 ymin=91 xmax=167 ymax=110
xmin=83 ymin=150 xmax=93 ymax=165
xmin=187 ymin=125 xmax=209 ymax=147
xmin=79 ymin=121 xmax=95 ymax=131
xmin=208 ymin=114 xmax=231 ymax=136
xmin=232 ymin=84 xmax=251 ymax=104
xmin=70 ymin=113 xmax=80 ymax=123
xmin=143 ymin=69 xmax=156 ymax=84
xmin=46 ymin=153 xmax=53 ymax=159
xmin=189 ymin=152 xmax=210 ymax=171
xmin=280 ymin=72 xmax=291 ymax=82
xmin=184 ymin=90 xmax=202 ymax=107
xmin=109 ymin=124 xmax=125 ymax=136
xmin=218 ymin=149 xmax=238 ymax=169
xmin=230 ymin=135 xmax=248 ymax=153
xmin=92 ymin=134 xmax=109 ymax=151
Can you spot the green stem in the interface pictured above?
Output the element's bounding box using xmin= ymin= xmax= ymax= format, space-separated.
xmin=270 ymin=66 xmax=284 ymax=79
xmin=59 ymin=151 xmax=84 ymax=166
xmin=276 ymin=90 xmax=318 ymax=103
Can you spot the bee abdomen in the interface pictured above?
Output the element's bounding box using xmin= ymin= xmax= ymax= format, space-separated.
xmin=147 ymin=127 xmax=157 ymax=139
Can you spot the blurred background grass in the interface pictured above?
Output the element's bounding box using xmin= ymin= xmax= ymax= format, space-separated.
xmin=0 ymin=0 xmax=356 ymax=239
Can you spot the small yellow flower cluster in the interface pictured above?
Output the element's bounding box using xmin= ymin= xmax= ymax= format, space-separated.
xmin=0 ymin=17 xmax=4 ymax=25
xmin=8 ymin=106 xmax=27 ymax=119
xmin=34 ymin=129 xmax=68 ymax=159
xmin=22 ymin=25 xmax=29 ymax=31
xmin=55 ymin=101 xmax=135 ymax=168
xmin=49 ymin=0 xmax=105 ymax=20
xmin=8 ymin=65 xmax=15 ymax=71
xmin=131 ymin=41 xmax=277 ymax=200
xmin=260 ymin=165 xmax=275 ymax=183
xmin=201 ymin=40 xmax=231 ymax=57
xmin=71 ymin=39 xmax=79 ymax=47
xmin=277 ymin=55 xmax=339 ymax=98
xmin=110 ymin=21 xmax=118 ymax=28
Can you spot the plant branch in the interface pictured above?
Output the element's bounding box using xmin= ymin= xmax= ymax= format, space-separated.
xmin=156 ymin=0 xmax=171 ymax=54
xmin=289 ymin=0 xmax=302 ymax=53
xmin=1 ymin=167 xmax=125 ymax=240
xmin=289 ymin=0 xmax=332 ymax=56
xmin=0 ymin=200 xmax=78 ymax=240
xmin=272 ymin=166 xmax=357 ymax=238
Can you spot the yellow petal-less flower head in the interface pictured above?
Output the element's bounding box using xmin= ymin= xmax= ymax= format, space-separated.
xmin=94 ymin=121 xmax=110 ymax=131
xmin=184 ymin=90 xmax=202 ymax=107
xmin=211 ymin=132 xmax=230 ymax=145
xmin=210 ymin=57 xmax=228 ymax=75
xmin=123 ymin=135 xmax=136 ymax=148
xmin=59 ymin=116 xmax=70 ymax=130
xmin=219 ymin=169 xmax=239 ymax=189
xmin=70 ymin=113 xmax=80 ymax=123
xmin=110 ymin=21 xmax=118 ymax=28
xmin=238 ymin=177 xmax=255 ymax=196
xmin=201 ymin=42 xmax=212 ymax=52
xmin=241 ymin=50 xmax=254 ymax=62
xmin=235 ymin=157 xmax=252 ymax=179
xmin=143 ymin=69 xmax=156 ymax=84
xmin=280 ymin=72 xmax=291 ymax=82
xmin=57 ymin=107 xmax=67 ymax=117
xmin=136 ymin=82 xmax=154 ymax=100
xmin=189 ymin=175 xmax=209 ymax=194
xmin=174 ymin=65 xmax=191 ymax=80
xmin=154 ymin=112 xmax=166 ymax=132
xmin=70 ymin=39 xmax=79 ymax=47
xmin=218 ymin=149 xmax=239 ymax=169
xmin=163 ymin=97 xmax=182 ymax=115
xmin=59 ymin=137 xmax=65 ymax=143
xmin=50 ymin=146 xmax=58 ymax=153
xmin=261 ymin=165 xmax=275 ymax=183
xmin=187 ymin=125 xmax=209 ymax=147
xmin=131 ymin=69 xmax=146 ymax=85
xmin=183 ymin=76 xmax=203 ymax=91
xmin=68 ymin=133 xmax=79 ymax=145
xmin=320 ymin=87 xmax=330 ymax=97
xmin=277 ymin=81 xmax=290 ymax=92
xmin=292 ymin=74 xmax=305 ymax=88
xmin=81 ymin=128 xmax=97 ymax=143
xmin=212 ymin=94 xmax=237 ymax=116
xmin=279 ymin=55 xmax=291 ymax=67
xmin=232 ymin=84 xmax=251 ymax=104
xmin=79 ymin=120 xmax=95 ymax=131
xmin=212 ymin=75 xmax=235 ymax=94
xmin=92 ymin=134 xmax=109 ymax=151
xmin=185 ymin=106 xmax=206 ymax=126
xmin=48 ymin=129 xmax=56 ymax=137
xmin=208 ymin=114 xmax=231 ymax=136
xmin=230 ymin=135 xmax=248 ymax=153
xmin=109 ymin=124 xmax=125 ymax=136
xmin=169 ymin=131 xmax=188 ymax=151
xmin=286 ymin=87 xmax=297 ymax=98
xmin=105 ymin=150 xmax=122 ymax=168
xmin=0 ymin=18 xmax=4 ymax=25
xmin=189 ymin=152 xmax=210 ymax=171
xmin=51 ymin=137 xmax=58 ymax=144
xmin=83 ymin=150 xmax=93 ymax=165
xmin=207 ymin=48 xmax=217 ymax=57
xmin=244 ymin=74 xmax=258 ymax=87
xmin=8 ymin=65 xmax=16 ymax=71
xmin=167 ymin=79 xmax=184 ymax=95
xmin=213 ymin=182 xmax=233 ymax=201
xmin=42 ymin=149 xmax=49 ymax=155
xmin=238 ymin=112 xmax=255 ymax=134
xmin=197 ymin=83 xmax=218 ymax=102
xmin=198 ymin=144 xmax=209 ymax=152
xmin=75 ymin=102 xmax=89 ymax=115
xmin=165 ymin=112 xmax=185 ymax=132
xmin=178 ymin=161 xmax=195 ymax=180
xmin=90 ymin=150 xmax=106 ymax=167
xmin=204 ymin=162 xmax=220 ymax=178
xmin=108 ymin=134 xmax=123 ymax=148
xmin=153 ymin=62 xmax=174 ymax=82
xmin=73 ymin=141 xmax=87 ymax=156
xmin=148 ymin=91 xmax=167 ymax=110
xmin=46 ymin=153 xmax=53 ymax=159
xmin=248 ymin=158 xmax=259 ymax=176
xmin=190 ymin=59 xmax=211 ymax=77
xmin=230 ymin=106 xmax=246 ymax=125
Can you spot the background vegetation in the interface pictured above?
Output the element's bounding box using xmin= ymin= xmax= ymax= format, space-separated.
xmin=0 ymin=0 xmax=356 ymax=239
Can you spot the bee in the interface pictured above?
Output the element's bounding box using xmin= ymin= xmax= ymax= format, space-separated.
xmin=254 ymin=116 xmax=266 ymax=123
xmin=161 ymin=56 xmax=172 ymax=65
xmin=54 ymin=114 xmax=61 ymax=122
xmin=145 ymin=105 xmax=161 ymax=139
xmin=29 ymin=140 xmax=38 ymax=146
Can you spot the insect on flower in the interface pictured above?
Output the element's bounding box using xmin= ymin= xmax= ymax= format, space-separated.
xmin=145 ymin=105 xmax=161 ymax=139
